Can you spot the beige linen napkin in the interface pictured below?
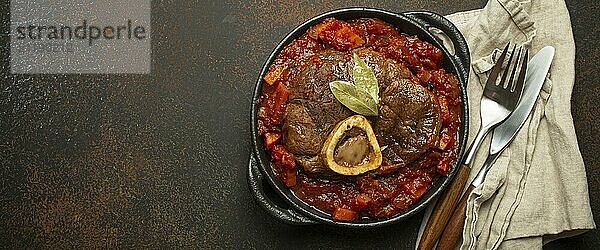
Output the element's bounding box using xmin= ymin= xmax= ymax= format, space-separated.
xmin=417 ymin=0 xmax=596 ymax=249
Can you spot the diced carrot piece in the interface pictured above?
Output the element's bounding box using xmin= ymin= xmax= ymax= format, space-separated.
xmin=438 ymin=130 xmax=453 ymax=151
xmin=437 ymin=161 xmax=451 ymax=176
xmin=333 ymin=207 xmax=359 ymax=222
xmin=271 ymin=145 xmax=295 ymax=169
xmin=413 ymin=185 xmax=428 ymax=200
xmin=272 ymin=83 xmax=290 ymax=111
xmin=271 ymin=145 xmax=297 ymax=187
xmin=438 ymin=95 xmax=451 ymax=125
xmin=336 ymin=26 xmax=365 ymax=45
xmin=438 ymin=123 xmax=457 ymax=151
xmin=351 ymin=194 xmax=373 ymax=211
xmin=402 ymin=178 xmax=429 ymax=200
xmin=280 ymin=151 xmax=295 ymax=171
xmin=332 ymin=26 xmax=365 ymax=50
xmin=263 ymin=132 xmax=282 ymax=149
xmin=283 ymin=168 xmax=296 ymax=187
xmin=313 ymin=19 xmax=365 ymax=51
xmin=264 ymin=65 xmax=286 ymax=85
xmin=436 ymin=152 xmax=456 ymax=176
xmin=263 ymin=82 xmax=290 ymax=126
xmin=308 ymin=22 xmax=328 ymax=39
xmin=417 ymin=70 xmax=432 ymax=84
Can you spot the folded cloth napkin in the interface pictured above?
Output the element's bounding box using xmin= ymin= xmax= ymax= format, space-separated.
xmin=417 ymin=0 xmax=596 ymax=249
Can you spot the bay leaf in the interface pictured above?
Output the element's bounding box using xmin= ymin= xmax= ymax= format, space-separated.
xmin=352 ymin=53 xmax=379 ymax=104
xmin=329 ymin=80 xmax=378 ymax=116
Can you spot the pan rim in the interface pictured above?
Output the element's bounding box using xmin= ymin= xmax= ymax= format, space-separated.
xmin=250 ymin=7 xmax=470 ymax=228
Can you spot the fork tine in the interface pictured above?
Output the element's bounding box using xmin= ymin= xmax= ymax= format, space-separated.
xmin=513 ymin=49 xmax=529 ymax=96
xmin=508 ymin=47 xmax=523 ymax=91
xmin=499 ymin=44 xmax=518 ymax=87
xmin=486 ymin=43 xmax=511 ymax=86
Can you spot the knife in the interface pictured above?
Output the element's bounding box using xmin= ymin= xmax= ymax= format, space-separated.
xmin=436 ymin=46 xmax=555 ymax=250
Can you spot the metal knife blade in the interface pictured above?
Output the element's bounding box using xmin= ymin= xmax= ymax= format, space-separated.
xmin=471 ymin=46 xmax=555 ymax=187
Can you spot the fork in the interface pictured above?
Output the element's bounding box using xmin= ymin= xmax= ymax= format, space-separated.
xmin=418 ymin=44 xmax=527 ymax=250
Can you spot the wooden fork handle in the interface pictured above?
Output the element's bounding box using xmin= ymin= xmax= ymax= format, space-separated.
xmin=437 ymin=185 xmax=475 ymax=250
xmin=417 ymin=164 xmax=472 ymax=250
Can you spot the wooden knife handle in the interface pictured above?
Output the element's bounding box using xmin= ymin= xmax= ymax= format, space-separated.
xmin=417 ymin=164 xmax=472 ymax=250
xmin=437 ymin=185 xmax=475 ymax=250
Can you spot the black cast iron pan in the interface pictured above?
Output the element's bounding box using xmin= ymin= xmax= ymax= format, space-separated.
xmin=248 ymin=8 xmax=470 ymax=228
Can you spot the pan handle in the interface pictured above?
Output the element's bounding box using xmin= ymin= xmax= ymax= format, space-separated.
xmin=247 ymin=154 xmax=318 ymax=225
xmin=404 ymin=11 xmax=470 ymax=83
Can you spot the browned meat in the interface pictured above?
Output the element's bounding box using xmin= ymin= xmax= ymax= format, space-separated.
xmin=352 ymin=48 xmax=415 ymax=91
xmin=284 ymin=50 xmax=352 ymax=175
xmin=284 ymin=47 xmax=439 ymax=177
xmin=296 ymin=155 xmax=337 ymax=176
xmin=283 ymin=103 xmax=321 ymax=155
xmin=376 ymin=79 xmax=441 ymax=170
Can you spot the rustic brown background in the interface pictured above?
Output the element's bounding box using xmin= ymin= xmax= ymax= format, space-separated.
xmin=0 ymin=0 xmax=597 ymax=249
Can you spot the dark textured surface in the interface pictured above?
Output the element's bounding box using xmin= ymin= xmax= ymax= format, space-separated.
xmin=0 ymin=0 xmax=597 ymax=249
